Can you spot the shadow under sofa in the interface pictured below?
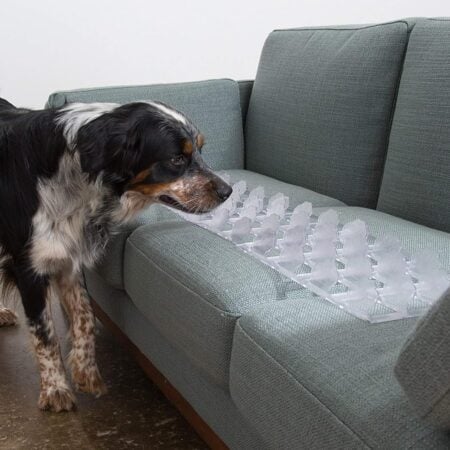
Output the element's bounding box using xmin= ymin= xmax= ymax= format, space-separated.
xmin=47 ymin=18 xmax=450 ymax=449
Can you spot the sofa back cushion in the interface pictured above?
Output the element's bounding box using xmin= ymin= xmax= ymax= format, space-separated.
xmin=395 ymin=288 xmax=450 ymax=429
xmin=377 ymin=19 xmax=450 ymax=232
xmin=245 ymin=21 xmax=411 ymax=207
xmin=47 ymin=79 xmax=244 ymax=171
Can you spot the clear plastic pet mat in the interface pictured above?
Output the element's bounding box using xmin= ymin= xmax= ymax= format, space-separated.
xmin=175 ymin=175 xmax=450 ymax=323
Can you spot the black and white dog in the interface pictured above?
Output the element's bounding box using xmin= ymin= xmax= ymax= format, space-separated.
xmin=0 ymin=97 xmax=231 ymax=411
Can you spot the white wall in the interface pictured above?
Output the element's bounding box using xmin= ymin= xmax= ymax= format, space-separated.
xmin=1 ymin=0 xmax=449 ymax=108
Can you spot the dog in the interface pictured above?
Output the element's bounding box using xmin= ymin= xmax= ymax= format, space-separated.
xmin=0 ymin=97 xmax=232 ymax=412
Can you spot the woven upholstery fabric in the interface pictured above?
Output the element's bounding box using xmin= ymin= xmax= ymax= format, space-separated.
xmin=395 ymin=288 xmax=450 ymax=429
xmin=378 ymin=19 xmax=450 ymax=232
xmin=231 ymin=301 xmax=450 ymax=450
xmin=245 ymin=22 xmax=409 ymax=208
xmin=229 ymin=206 xmax=450 ymax=449
xmin=84 ymin=270 xmax=266 ymax=450
xmin=123 ymin=220 xmax=287 ymax=388
xmin=93 ymin=169 xmax=343 ymax=290
xmin=47 ymin=79 xmax=244 ymax=170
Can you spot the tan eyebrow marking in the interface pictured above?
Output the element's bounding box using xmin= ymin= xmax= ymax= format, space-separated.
xmin=183 ymin=139 xmax=194 ymax=156
xmin=196 ymin=133 xmax=205 ymax=148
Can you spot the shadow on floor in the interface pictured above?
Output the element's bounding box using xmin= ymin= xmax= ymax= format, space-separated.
xmin=0 ymin=300 xmax=208 ymax=450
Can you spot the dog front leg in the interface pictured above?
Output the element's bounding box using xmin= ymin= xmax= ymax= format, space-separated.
xmin=14 ymin=267 xmax=75 ymax=411
xmin=0 ymin=267 xmax=18 ymax=326
xmin=56 ymin=273 xmax=107 ymax=397
xmin=0 ymin=302 xmax=17 ymax=326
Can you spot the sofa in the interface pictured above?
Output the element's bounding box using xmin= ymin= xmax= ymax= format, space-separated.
xmin=47 ymin=18 xmax=450 ymax=449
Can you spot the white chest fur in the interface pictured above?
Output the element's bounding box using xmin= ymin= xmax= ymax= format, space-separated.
xmin=30 ymin=152 xmax=116 ymax=275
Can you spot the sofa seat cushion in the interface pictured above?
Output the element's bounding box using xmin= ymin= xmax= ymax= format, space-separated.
xmin=245 ymin=21 xmax=411 ymax=208
xmin=92 ymin=169 xmax=345 ymax=290
xmin=229 ymin=207 xmax=450 ymax=449
xmin=230 ymin=300 xmax=450 ymax=450
xmin=123 ymin=220 xmax=284 ymax=389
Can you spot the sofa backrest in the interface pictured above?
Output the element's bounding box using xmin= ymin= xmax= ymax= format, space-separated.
xmin=245 ymin=21 xmax=412 ymax=208
xmin=47 ymin=79 xmax=244 ymax=171
xmin=377 ymin=19 xmax=450 ymax=233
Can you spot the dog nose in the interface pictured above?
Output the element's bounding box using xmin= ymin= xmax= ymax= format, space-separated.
xmin=215 ymin=183 xmax=232 ymax=201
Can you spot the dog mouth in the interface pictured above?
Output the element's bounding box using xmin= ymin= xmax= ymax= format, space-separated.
xmin=158 ymin=194 xmax=183 ymax=209
xmin=159 ymin=195 xmax=199 ymax=214
xmin=159 ymin=194 xmax=217 ymax=214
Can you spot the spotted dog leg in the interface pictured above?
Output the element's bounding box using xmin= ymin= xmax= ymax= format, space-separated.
xmin=56 ymin=273 xmax=107 ymax=397
xmin=13 ymin=264 xmax=75 ymax=412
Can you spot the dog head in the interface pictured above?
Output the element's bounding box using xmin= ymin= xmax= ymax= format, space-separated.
xmin=66 ymin=101 xmax=232 ymax=214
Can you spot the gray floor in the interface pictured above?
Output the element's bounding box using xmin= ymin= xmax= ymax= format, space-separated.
xmin=0 ymin=300 xmax=208 ymax=450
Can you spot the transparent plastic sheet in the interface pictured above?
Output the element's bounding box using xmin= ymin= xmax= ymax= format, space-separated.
xmin=175 ymin=176 xmax=450 ymax=323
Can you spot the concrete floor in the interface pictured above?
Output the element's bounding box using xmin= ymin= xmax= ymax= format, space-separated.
xmin=0 ymin=300 xmax=208 ymax=450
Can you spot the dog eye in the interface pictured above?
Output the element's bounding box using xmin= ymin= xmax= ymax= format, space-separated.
xmin=170 ymin=155 xmax=185 ymax=166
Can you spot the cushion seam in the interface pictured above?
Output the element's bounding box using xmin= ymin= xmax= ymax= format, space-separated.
xmin=376 ymin=22 xmax=411 ymax=207
xmin=396 ymin=314 xmax=450 ymax=423
xmin=273 ymin=20 xmax=410 ymax=32
xmin=234 ymin=321 xmax=372 ymax=449
xmin=125 ymin=239 xmax=241 ymax=318
xmin=427 ymin=18 xmax=450 ymax=22
xmin=423 ymin=385 xmax=450 ymax=423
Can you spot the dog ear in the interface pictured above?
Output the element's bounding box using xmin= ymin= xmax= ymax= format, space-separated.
xmin=76 ymin=116 xmax=144 ymax=183
xmin=118 ymin=121 xmax=145 ymax=171
xmin=75 ymin=118 xmax=108 ymax=179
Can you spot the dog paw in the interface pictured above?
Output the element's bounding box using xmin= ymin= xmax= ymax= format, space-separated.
xmin=0 ymin=308 xmax=18 ymax=327
xmin=73 ymin=365 xmax=107 ymax=397
xmin=38 ymin=385 xmax=76 ymax=412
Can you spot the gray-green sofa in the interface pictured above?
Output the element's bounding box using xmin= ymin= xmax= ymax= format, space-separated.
xmin=47 ymin=18 xmax=450 ymax=449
